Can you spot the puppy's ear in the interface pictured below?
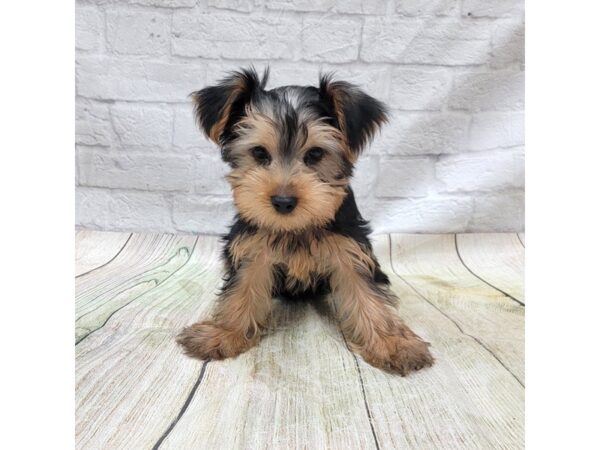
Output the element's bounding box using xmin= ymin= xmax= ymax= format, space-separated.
xmin=192 ymin=67 xmax=268 ymax=144
xmin=319 ymin=74 xmax=388 ymax=158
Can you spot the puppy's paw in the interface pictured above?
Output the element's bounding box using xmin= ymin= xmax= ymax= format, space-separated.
xmin=358 ymin=330 xmax=434 ymax=376
xmin=176 ymin=321 xmax=257 ymax=360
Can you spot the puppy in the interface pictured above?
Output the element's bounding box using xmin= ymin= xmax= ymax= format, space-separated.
xmin=177 ymin=68 xmax=433 ymax=375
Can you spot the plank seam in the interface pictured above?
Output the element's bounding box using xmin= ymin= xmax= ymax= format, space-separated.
xmin=516 ymin=233 xmax=525 ymax=248
xmin=151 ymin=360 xmax=209 ymax=450
xmin=341 ymin=333 xmax=381 ymax=450
xmin=75 ymin=236 xmax=200 ymax=345
xmin=75 ymin=233 xmax=133 ymax=279
xmin=77 ymin=241 xmax=193 ymax=320
xmin=329 ymin=297 xmax=381 ymax=450
xmin=454 ymin=234 xmax=525 ymax=307
xmin=387 ymin=235 xmax=525 ymax=388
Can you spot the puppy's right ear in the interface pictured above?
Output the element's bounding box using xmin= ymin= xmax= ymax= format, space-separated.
xmin=192 ymin=67 xmax=268 ymax=144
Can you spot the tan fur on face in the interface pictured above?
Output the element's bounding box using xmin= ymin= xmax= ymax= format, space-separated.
xmin=228 ymin=167 xmax=347 ymax=232
xmin=223 ymin=106 xmax=352 ymax=232
xmin=230 ymin=108 xmax=280 ymax=158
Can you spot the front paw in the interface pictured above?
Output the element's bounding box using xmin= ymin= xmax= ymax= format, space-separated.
xmin=358 ymin=331 xmax=434 ymax=376
xmin=176 ymin=321 xmax=257 ymax=360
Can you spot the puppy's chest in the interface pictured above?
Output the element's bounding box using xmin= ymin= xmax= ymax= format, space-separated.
xmin=271 ymin=233 xmax=330 ymax=283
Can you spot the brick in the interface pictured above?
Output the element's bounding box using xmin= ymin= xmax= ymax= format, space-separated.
xmin=261 ymin=63 xmax=321 ymax=89
xmin=468 ymin=112 xmax=524 ymax=150
xmin=468 ymin=191 xmax=524 ymax=231
xmin=321 ymin=65 xmax=390 ymax=100
xmin=449 ymin=70 xmax=525 ymax=111
xmin=389 ymin=68 xmax=452 ymax=110
xmin=110 ymin=104 xmax=172 ymax=149
xmin=367 ymin=196 xmax=474 ymax=233
xmin=491 ymin=20 xmax=525 ymax=68
xmin=74 ymin=1 xmax=524 ymax=235
xmin=131 ymin=0 xmax=197 ymax=6
xmin=335 ymin=0 xmax=387 ymax=14
xmin=436 ymin=149 xmax=523 ymax=192
xmin=172 ymin=13 xmax=302 ymax=59
xmin=351 ymin=156 xmax=379 ymax=197
xmin=106 ymin=9 xmax=169 ymax=56
xmin=376 ymin=157 xmax=435 ymax=197
xmin=76 ymin=100 xmax=113 ymax=146
xmin=396 ymin=0 xmax=459 ymax=16
xmin=260 ymin=0 xmax=336 ymax=11
xmin=172 ymin=195 xmax=236 ymax=234
xmin=372 ymin=112 xmax=470 ymax=155
xmin=87 ymin=0 xmax=196 ymax=6
xmin=209 ymin=0 xmax=254 ymax=12
xmin=204 ymin=62 xmax=388 ymax=99
xmin=78 ymin=148 xmax=194 ymax=191
xmin=173 ymin=104 xmax=212 ymax=150
xmin=76 ymin=187 xmax=173 ymax=231
xmin=261 ymin=0 xmax=386 ymax=14
xmin=361 ymin=18 xmax=491 ymax=64
xmin=76 ymin=6 xmax=104 ymax=51
xmin=463 ymin=0 xmax=524 ymax=18
xmin=192 ymin=152 xmax=230 ymax=194
xmin=301 ymin=17 xmax=361 ymax=63
xmin=76 ymin=56 xmax=206 ymax=102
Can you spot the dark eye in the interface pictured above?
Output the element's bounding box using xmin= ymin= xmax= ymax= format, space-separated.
xmin=251 ymin=146 xmax=271 ymax=165
xmin=304 ymin=147 xmax=324 ymax=166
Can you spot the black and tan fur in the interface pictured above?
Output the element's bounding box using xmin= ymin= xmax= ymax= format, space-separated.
xmin=177 ymin=68 xmax=434 ymax=375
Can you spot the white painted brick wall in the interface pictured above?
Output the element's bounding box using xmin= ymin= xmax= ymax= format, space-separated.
xmin=75 ymin=0 xmax=524 ymax=234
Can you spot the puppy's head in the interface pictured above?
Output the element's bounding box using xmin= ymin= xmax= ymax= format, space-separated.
xmin=192 ymin=68 xmax=387 ymax=232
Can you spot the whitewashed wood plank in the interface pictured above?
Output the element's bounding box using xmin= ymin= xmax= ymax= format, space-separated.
xmin=354 ymin=235 xmax=525 ymax=450
xmin=456 ymin=233 xmax=525 ymax=304
xmin=389 ymin=233 xmax=524 ymax=383
xmin=162 ymin=234 xmax=524 ymax=450
xmin=76 ymin=232 xmax=524 ymax=450
xmin=75 ymin=235 xmax=223 ymax=450
xmin=75 ymin=230 xmax=131 ymax=277
xmin=76 ymin=233 xmax=197 ymax=342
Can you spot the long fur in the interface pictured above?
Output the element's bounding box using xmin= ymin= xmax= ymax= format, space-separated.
xmin=177 ymin=68 xmax=433 ymax=376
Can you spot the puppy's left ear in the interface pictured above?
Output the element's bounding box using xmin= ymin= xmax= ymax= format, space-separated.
xmin=319 ymin=74 xmax=388 ymax=159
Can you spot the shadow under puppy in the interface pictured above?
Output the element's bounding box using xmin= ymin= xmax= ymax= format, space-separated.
xmin=177 ymin=68 xmax=434 ymax=376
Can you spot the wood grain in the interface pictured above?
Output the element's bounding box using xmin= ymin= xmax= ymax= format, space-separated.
xmin=159 ymin=302 xmax=379 ymax=450
xmin=456 ymin=233 xmax=525 ymax=304
xmin=75 ymin=230 xmax=131 ymax=277
xmin=388 ymin=234 xmax=524 ymax=383
xmin=76 ymin=235 xmax=223 ymax=450
xmin=76 ymin=233 xmax=197 ymax=343
xmin=75 ymin=231 xmax=524 ymax=450
xmin=356 ymin=235 xmax=524 ymax=450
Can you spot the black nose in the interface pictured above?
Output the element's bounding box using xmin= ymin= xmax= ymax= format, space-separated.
xmin=271 ymin=195 xmax=298 ymax=214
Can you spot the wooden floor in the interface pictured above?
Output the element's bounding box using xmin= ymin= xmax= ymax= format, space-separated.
xmin=75 ymin=230 xmax=525 ymax=450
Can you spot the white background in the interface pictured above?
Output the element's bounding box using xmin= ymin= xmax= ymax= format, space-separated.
xmin=75 ymin=0 xmax=525 ymax=234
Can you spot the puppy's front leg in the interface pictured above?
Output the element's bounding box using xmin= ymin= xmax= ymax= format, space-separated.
xmin=177 ymin=255 xmax=274 ymax=360
xmin=328 ymin=238 xmax=434 ymax=375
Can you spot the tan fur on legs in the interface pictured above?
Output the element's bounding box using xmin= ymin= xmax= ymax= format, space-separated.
xmin=177 ymin=251 xmax=274 ymax=360
xmin=327 ymin=236 xmax=434 ymax=376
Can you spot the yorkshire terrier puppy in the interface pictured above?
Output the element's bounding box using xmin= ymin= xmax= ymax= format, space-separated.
xmin=177 ymin=68 xmax=434 ymax=375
